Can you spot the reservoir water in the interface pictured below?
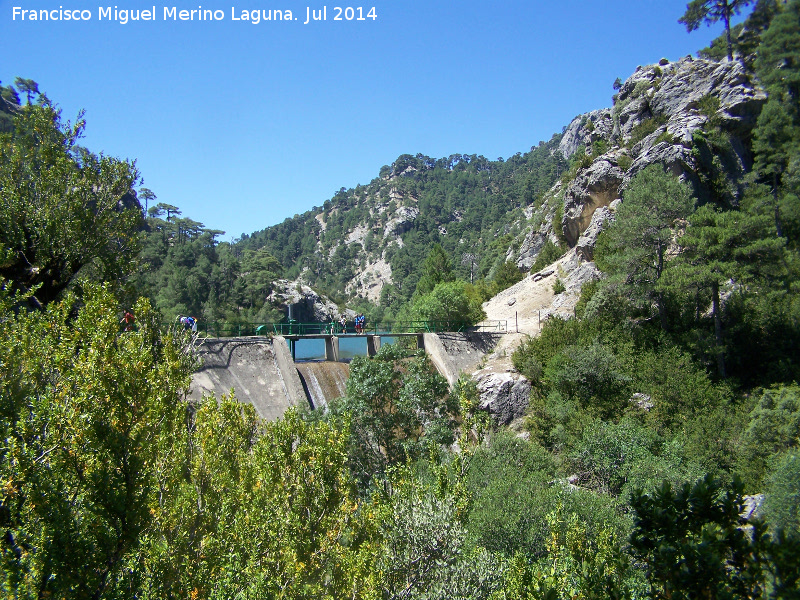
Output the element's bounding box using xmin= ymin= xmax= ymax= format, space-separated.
xmin=294 ymin=336 xmax=397 ymax=361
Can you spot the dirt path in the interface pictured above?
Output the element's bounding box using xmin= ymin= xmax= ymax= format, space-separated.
xmin=475 ymin=251 xmax=589 ymax=376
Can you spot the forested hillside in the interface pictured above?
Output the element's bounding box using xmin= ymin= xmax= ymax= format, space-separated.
xmin=238 ymin=140 xmax=568 ymax=313
xmin=1 ymin=0 xmax=800 ymax=598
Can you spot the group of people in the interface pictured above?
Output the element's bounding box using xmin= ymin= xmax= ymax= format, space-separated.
xmin=177 ymin=315 xmax=198 ymax=332
xmin=329 ymin=313 xmax=367 ymax=334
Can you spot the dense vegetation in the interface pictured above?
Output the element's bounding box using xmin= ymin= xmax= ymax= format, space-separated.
xmin=1 ymin=1 xmax=800 ymax=597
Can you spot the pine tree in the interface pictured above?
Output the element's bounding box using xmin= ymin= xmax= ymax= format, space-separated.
xmin=666 ymin=205 xmax=786 ymax=377
xmin=414 ymin=244 xmax=455 ymax=297
xmin=599 ymin=165 xmax=695 ymax=331
xmin=679 ymin=0 xmax=754 ymax=60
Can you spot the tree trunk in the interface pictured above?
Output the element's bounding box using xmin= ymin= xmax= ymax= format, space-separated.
xmin=657 ymin=292 xmax=669 ymax=332
xmin=712 ymin=281 xmax=726 ymax=379
xmin=724 ymin=1 xmax=733 ymax=61
xmin=774 ymin=173 xmax=783 ymax=237
xmin=657 ymin=245 xmax=668 ymax=330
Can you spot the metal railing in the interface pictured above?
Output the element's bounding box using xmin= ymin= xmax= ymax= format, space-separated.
xmin=174 ymin=320 xmax=508 ymax=338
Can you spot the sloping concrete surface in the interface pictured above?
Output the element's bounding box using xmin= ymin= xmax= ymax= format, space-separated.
xmin=295 ymin=362 xmax=350 ymax=410
xmin=189 ymin=337 xmax=308 ymax=420
xmin=423 ymin=332 xmax=501 ymax=386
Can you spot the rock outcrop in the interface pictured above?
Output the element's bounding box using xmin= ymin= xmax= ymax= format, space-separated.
xmin=559 ymin=109 xmax=614 ymax=160
xmin=562 ymin=159 xmax=625 ymax=246
xmin=475 ymin=371 xmax=532 ymax=425
xmin=268 ymin=280 xmax=354 ymax=322
xmin=516 ymin=56 xmax=766 ymax=271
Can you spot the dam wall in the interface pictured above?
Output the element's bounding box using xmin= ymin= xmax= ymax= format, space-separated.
xmin=190 ymin=332 xmax=501 ymax=417
xmin=295 ymin=362 xmax=350 ymax=410
xmin=189 ymin=336 xmax=307 ymax=420
xmin=423 ymin=332 xmax=502 ymax=387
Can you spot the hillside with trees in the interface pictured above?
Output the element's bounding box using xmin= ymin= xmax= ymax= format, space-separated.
xmin=1 ymin=0 xmax=800 ymax=597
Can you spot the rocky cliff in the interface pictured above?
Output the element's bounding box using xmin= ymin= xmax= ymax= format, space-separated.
xmin=516 ymin=56 xmax=766 ymax=270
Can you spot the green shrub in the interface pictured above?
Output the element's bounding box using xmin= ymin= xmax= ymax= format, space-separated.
xmin=552 ymin=205 xmax=568 ymax=247
xmin=411 ymin=280 xmax=486 ymax=325
xmin=630 ymin=80 xmax=652 ymax=99
xmin=571 ymin=418 xmax=703 ymax=499
xmin=616 ymin=154 xmax=633 ymax=172
xmin=629 ymin=345 xmax=733 ymax=431
xmin=764 ymin=449 xmax=800 ymax=537
xmin=530 ymin=239 xmax=564 ymax=274
xmin=492 ymin=261 xmax=524 ymax=293
xmin=737 ymin=385 xmax=800 ymax=490
xmin=630 ymin=475 xmax=788 ymax=600
xmin=512 ymin=316 xmax=586 ymax=375
xmin=552 ymin=278 xmax=566 ymax=294
xmin=627 ymin=114 xmax=668 ymax=148
xmin=545 ymin=341 xmax=630 ymax=418
xmin=466 ymin=433 xmax=629 ymax=558
xmin=697 ymin=94 xmax=721 ymax=119
xmin=655 ymin=130 xmax=679 ymax=145
xmin=524 ymin=391 xmax=594 ymax=451
xmin=574 ymin=279 xmax=599 ymax=318
xmin=591 ymin=139 xmax=608 ymax=157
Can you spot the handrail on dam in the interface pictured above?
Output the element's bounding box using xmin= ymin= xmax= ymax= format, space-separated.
xmin=173 ymin=320 xmax=507 ymax=338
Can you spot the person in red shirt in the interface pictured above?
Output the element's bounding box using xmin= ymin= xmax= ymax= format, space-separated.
xmin=121 ymin=310 xmax=135 ymax=332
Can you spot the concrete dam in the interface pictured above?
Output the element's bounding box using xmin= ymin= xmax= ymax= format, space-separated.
xmin=189 ymin=332 xmax=502 ymax=420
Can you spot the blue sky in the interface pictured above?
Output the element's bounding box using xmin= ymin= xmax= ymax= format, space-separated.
xmin=3 ymin=1 xmax=747 ymax=239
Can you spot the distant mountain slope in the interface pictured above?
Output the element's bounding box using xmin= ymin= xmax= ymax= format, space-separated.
xmin=238 ymin=56 xmax=765 ymax=324
xmin=236 ymin=138 xmax=568 ymax=310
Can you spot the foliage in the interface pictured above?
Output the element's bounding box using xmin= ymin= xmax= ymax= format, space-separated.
xmin=0 ymin=100 xmax=142 ymax=308
xmin=545 ymin=342 xmax=630 ymax=419
xmin=763 ymin=449 xmax=800 ymax=538
xmin=597 ymin=164 xmax=695 ymax=330
xmin=626 ymin=114 xmax=668 ymax=148
xmin=530 ymin=239 xmax=564 ymax=274
xmin=680 ymin=0 xmax=755 ymax=60
xmin=570 ymin=418 xmax=703 ymax=500
xmin=129 ymin=403 xmax=376 ymax=600
xmin=0 ymin=285 xmax=193 ymax=598
xmin=466 ymin=433 xmax=557 ymax=557
xmin=490 ymin=504 xmax=637 ymax=600
xmin=415 ymin=243 xmax=455 ymax=297
xmin=492 ymin=260 xmax=524 ymax=293
xmin=630 ymin=474 xmax=800 ymax=600
xmin=552 ymin=278 xmax=566 ymax=295
xmin=329 ymin=344 xmax=455 ymax=490
xmin=410 ymin=280 xmax=486 ymax=326
xmin=667 ymin=203 xmax=787 ymax=377
xmin=737 ymin=385 xmax=800 ymax=490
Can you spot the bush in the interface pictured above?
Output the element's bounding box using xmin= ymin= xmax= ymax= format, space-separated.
xmin=492 ymin=261 xmax=524 ymax=293
xmin=571 ymin=418 xmax=703 ymax=499
xmin=411 ymin=280 xmax=486 ymax=326
xmin=524 ymin=391 xmax=593 ymax=451
xmin=465 ymin=433 xmax=556 ymax=557
xmin=627 ymin=115 xmax=668 ymax=148
xmin=466 ymin=433 xmax=628 ymax=558
xmin=552 ymin=278 xmax=566 ymax=294
xmin=544 ymin=341 xmax=630 ymax=418
xmin=530 ymin=239 xmax=564 ymax=274
xmin=737 ymin=385 xmax=800 ymax=490
xmin=764 ymin=449 xmax=800 ymax=537
xmin=616 ymin=154 xmax=633 ymax=172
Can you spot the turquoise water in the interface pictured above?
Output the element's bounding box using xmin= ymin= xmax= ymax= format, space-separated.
xmin=294 ymin=336 xmax=397 ymax=362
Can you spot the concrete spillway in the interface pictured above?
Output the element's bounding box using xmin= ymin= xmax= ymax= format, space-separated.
xmin=189 ymin=337 xmax=307 ymax=420
xmin=295 ymin=362 xmax=350 ymax=410
xmin=189 ymin=332 xmax=501 ymax=419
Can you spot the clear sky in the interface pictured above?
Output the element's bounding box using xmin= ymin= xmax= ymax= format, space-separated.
xmin=3 ymin=0 xmax=748 ymax=240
